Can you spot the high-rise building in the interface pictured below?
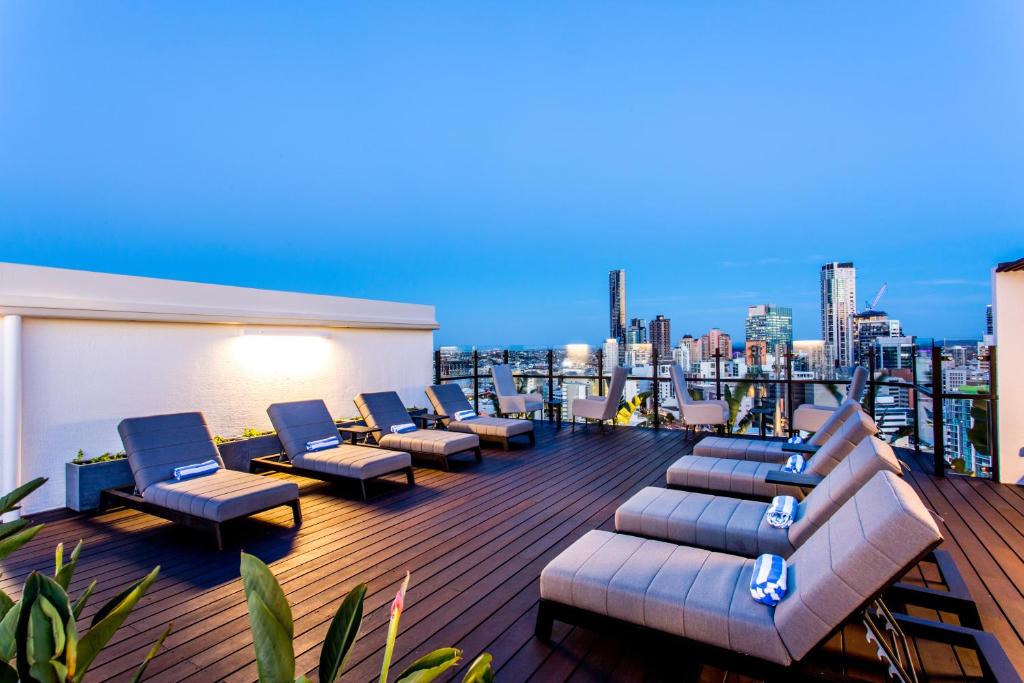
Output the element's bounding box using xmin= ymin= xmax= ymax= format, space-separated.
xmin=700 ymin=328 xmax=732 ymax=360
xmin=745 ymin=340 xmax=768 ymax=367
xmin=986 ymin=304 xmax=993 ymax=336
xmin=680 ymin=334 xmax=701 ymax=364
xmin=820 ymin=262 xmax=857 ymax=369
xmin=602 ymin=338 xmax=620 ymax=368
xmin=608 ymin=270 xmax=626 ymax=353
xmin=850 ymin=310 xmax=901 ymax=367
xmin=793 ymin=339 xmax=827 ymax=376
xmin=673 ymin=340 xmax=692 ymax=371
xmin=744 ymin=304 xmax=793 ymax=363
xmin=627 ymin=318 xmax=648 ymax=344
xmin=649 ymin=315 xmax=671 ymax=359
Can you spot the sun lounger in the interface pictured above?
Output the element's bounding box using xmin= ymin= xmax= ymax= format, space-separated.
xmin=793 ymin=365 xmax=869 ymax=433
xmin=107 ymin=412 xmax=301 ymax=550
xmin=425 ymin=383 xmax=535 ymax=450
xmin=261 ymin=399 xmax=414 ymax=499
xmin=354 ymin=391 xmax=482 ymax=470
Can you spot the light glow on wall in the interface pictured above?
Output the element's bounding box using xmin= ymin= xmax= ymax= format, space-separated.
xmin=230 ymin=330 xmax=332 ymax=379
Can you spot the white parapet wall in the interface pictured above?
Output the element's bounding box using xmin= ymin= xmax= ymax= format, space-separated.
xmin=994 ymin=259 xmax=1024 ymax=485
xmin=0 ymin=262 xmax=438 ymax=513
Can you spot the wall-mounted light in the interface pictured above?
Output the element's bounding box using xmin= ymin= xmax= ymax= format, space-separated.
xmin=241 ymin=328 xmax=330 ymax=338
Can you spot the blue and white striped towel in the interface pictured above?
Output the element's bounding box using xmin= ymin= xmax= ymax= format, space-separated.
xmin=306 ymin=436 xmax=340 ymax=452
xmin=391 ymin=422 xmax=417 ymax=434
xmin=452 ymin=409 xmax=477 ymax=421
xmin=782 ymin=454 xmax=806 ymax=473
xmin=173 ymin=459 xmax=220 ymax=481
xmin=787 ymin=434 xmax=805 ymax=444
xmin=750 ymin=554 xmax=788 ymax=606
xmin=765 ymin=495 xmax=797 ymax=529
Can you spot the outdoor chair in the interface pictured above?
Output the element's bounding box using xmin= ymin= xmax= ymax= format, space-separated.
xmin=263 ymin=399 xmax=414 ymax=499
xmin=669 ymin=364 xmax=729 ymax=435
xmin=491 ymin=364 xmax=543 ymax=418
xmin=425 ymin=383 xmax=535 ymax=450
xmin=107 ymin=412 xmax=301 ymax=550
xmin=793 ymin=365 xmax=869 ymax=433
xmin=571 ymin=366 xmax=627 ymax=432
xmin=666 ymin=408 xmax=879 ymax=500
xmin=354 ymin=391 xmax=482 ymax=471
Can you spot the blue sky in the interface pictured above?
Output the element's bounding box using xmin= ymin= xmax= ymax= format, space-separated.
xmin=2 ymin=2 xmax=1022 ymax=346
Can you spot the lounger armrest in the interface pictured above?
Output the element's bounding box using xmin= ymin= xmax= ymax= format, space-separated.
xmin=892 ymin=614 xmax=1018 ymax=683
xmin=886 ymin=583 xmax=981 ymax=628
xmin=782 ymin=442 xmax=820 ymax=455
xmin=764 ymin=471 xmax=823 ymax=488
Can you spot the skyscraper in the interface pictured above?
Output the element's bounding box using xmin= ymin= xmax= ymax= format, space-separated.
xmin=986 ymin=304 xmax=993 ymax=336
xmin=850 ymin=310 xmax=901 ymax=367
xmin=627 ymin=318 xmax=648 ymax=344
xmin=700 ymin=328 xmax=732 ymax=360
xmin=744 ymin=304 xmax=793 ymax=364
xmin=648 ymin=315 xmax=671 ymax=359
xmin=820 ymin=262 xmax=857 ymax=369
xmin=608 ymin=270 xmax=626 ymax=352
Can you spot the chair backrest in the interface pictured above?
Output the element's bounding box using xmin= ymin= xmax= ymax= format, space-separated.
xmin=848 ymin=366 xmax=869 ymax=404
xmin=491 ymin=364 xmax=517 ymax=397
xmin=807 ymin=400 xmax=863 ymax=446
xmin=118 ymin=412 xmax=225 ymax=493
xmin=789 ymin=436 xmax=901 ymax=547
xmin=354 ymin=391 xmax=416 ymax=435
xmin=425 ymin=384 xmax=473 ymax=422
xmin=775 ymin=471 xmax=942 ymax=662
xmin=267 ymin=399 xmax=338 ymax=462
xmin=604 ymin=367 xmax=628 ymax=417
xmin=805 ymin=408 xmax=879 ymax=477
xmin=669 ymin=364 xmax=692 ymax=406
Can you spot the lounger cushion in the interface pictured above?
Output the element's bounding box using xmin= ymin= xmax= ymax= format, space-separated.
xmin=616 ymin=487 xmax=794 ymax=557
xmin=804 ymin=409 xmax=878 ymax=477
xmin=540 ymin=530 xmax=792 ymax=665
xmin=267 ymin=399 xmax=341 ymax=460
xmin=666 ymin=456 xmax=801 ymax=499
xmin=354 ymin=391 xmax=419 ymax=436
xmin=774 ymin=471 xmax=942 ymax=662
xmin=296 ymin=444 xmax=411 ymax=479
xmin=143 ymin=469 xmax=298 ymax=522
xmin=693 ymin=436 xmax=788 ymax=463
xmin=118 ymin=412 xmax=226 ymax=494
xmin=379 ymin=429 xmax=479 ymax=456
xmin=793 ymin=404 xmax=836 ymax=433
xmin=445 ymin=416 xmax=532 ymax=439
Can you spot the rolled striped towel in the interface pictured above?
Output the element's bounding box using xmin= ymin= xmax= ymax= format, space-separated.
xmin=750 ymin=554 xmax=788 ymax=606
xmin=765 ymin=495 xmax=797 ymax=529
xmin=306 ymin=436 xmax=340 ymax=452
xmin=787 ymin=434 xmax=804 ymax=444
xmin=173 ymin=459 xmax=220 ymax=481
xmin=391 ymin=423 xmax=417 ymax=434
xmin=452 ymin=409 xmax=478 ymax=421
xmin=782 ymin=454 xmax=806 ymax=473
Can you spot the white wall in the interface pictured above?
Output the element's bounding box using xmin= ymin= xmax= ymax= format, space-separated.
xmin=994 ymin=268 xmax=1024 ymax=485
xmin=15 ymin=319 xmax=432 ymax=513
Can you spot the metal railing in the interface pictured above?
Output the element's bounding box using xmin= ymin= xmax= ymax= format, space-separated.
xmin=434 ymin=343 xmax=999 ymax=480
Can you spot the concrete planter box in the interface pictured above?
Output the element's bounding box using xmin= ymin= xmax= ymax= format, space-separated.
xmin=216 ymin=434 xmax=285 ymax=471
xmin=66 ymin=459 xmax=134 ymax=512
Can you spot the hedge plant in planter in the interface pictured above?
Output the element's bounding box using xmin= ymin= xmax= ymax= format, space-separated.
xmin=66 ymin=450 xmax=133 ymax=513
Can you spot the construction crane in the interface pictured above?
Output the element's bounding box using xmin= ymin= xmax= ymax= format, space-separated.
xmin=865 ymin=282 xmax=887 ymax=311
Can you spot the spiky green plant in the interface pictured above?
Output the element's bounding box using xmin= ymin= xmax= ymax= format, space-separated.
xmin=240 ymin=554 xmax=494 ymax=682
xmin=0 ymin=478 xmax=168 ymax=682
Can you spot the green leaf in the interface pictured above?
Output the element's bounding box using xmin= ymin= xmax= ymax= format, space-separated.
xmin=240 ymin=553 xmax=295 ymax=683
xmin=0 ymin=518 xmax=30 ymax=542
xmin=319 ymin=583 xmax=366 ymax=683
xmin=129 ymin=622 xmax=172 ymax=683
xmin=90 ymin=575 xmax=146 ymax=628
xmin=0 ymin=524 xmax=42 ymax=562
xmin=72 ymin=581 xmax=97 ymax=620
xmin=0 ymin=590 xmax=12 ymax=621
xmin=0 ymin=478 xmax=47 ymax=516
xmin=54 ymin=541 xmax=83 ymax=590
xmin=461 ymin=654 xmax=494 ymax=683
xmin=0 ymin=601 xmax=21 ymax=661
xmin=394 ymin=648 xmax=462 ymax=683
xmin=72 ymin=566 xmax=159 ymax=682
xmin=379 ymin=572 xmax=410 ymax=683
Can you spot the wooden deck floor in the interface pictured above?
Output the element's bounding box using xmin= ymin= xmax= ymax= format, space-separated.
xmin=2 ymin=424 xmax=1022 ymax=681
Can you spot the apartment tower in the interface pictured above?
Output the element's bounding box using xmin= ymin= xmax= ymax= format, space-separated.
xmin=820 ymin=262 xmax=857 ymax=368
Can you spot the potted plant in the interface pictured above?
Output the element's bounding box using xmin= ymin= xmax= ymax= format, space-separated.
xmin=65 ymin=449 xmax=133 ymax=512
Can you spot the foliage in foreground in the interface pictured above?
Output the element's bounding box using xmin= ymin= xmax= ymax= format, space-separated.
xmin=241 ymin=554 xmax=494 ymax=682
xmin=0 ymin=477 xmax=169 ymax=682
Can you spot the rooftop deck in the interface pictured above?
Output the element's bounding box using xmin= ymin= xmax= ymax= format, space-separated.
xmin=3 ymin=424 xmax=1022 ymax=681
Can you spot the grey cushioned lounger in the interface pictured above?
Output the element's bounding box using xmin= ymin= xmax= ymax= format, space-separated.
xmin=616 ymin=435 xmax=901 ymax=557
xmin=114 ymin=412 xmax=300 ymax=549
xmin=354 ymin=391 xmax=481 ymax=470
xmin=666 ymin=408 xmax=878 ymax=499
xmin=425 ymin=384 xmax=534 ymax=450
xmin=538 ymin=471 xmax=942 ymax=668
xmin=693 ymin=400 xmax=865 ymax=462
xmin=266 ymin=399 xmax=414 ymax=498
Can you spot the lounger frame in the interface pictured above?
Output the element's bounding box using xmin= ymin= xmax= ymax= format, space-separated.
xmin=249 ymin=452 xmax=414 ymax=500
xmin=363 ymin=425 xmax=483 ymax=471
xmin=98 ymin=485 xmax=302 ymax=551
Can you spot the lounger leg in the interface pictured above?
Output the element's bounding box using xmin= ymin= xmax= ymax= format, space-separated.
xmin=290 ymin=500 xmax=302 ymax=525
xmin=441 ymin=456 xmax=451 ymax=472
xmin=212 ymin=523 xmax=224 ymax=552
xmin=474 ymin=446 xmax=483 ymax=463
xmin=571 ymin=418 xmax=575 ymax=432
xmin=359 ymin=480 xmax=369 ymax=500
xmin=405 ymin=466 xmax=416 ymax=486
xmin=528 ymin=431 xmax=536 ymax=446
xmin=501 ymin=437 xmax=510 ymax=451
xmin=535 ymin=599 xmax=554 ymax=642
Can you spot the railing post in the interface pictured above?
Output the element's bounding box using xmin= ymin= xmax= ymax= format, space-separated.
xmin=433 ymin=349 xmax=442 ymax=385
xmin=988 ymin=345 xmax=999 ymax=481
xmin=867 ymin=350 xmax=877 ymax=422
xmin=714 ymin=349 xmax=723 ymax=400
xmin=473 ymin=349 xmax=480 ymax=414
xmin=503 ymin=349 xmax=509 ymax=365
xmin=547 ymin=348 xmax=554 ymax=408
xmin=597 ymin=348 xmax=605 ymax=397
xmin=652 ymin=347 xmax=660 ymax=429
xmin=931 ymin=345 xmax=945 ymax=477
xmin=785 ymin=350 xmax=794 ymax=435
xmin=911 ymin=343 xmax=921 ymax=453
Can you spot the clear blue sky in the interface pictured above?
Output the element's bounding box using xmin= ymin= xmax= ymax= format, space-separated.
xmin=2 ymin=2 xmax=1022 ymax=346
